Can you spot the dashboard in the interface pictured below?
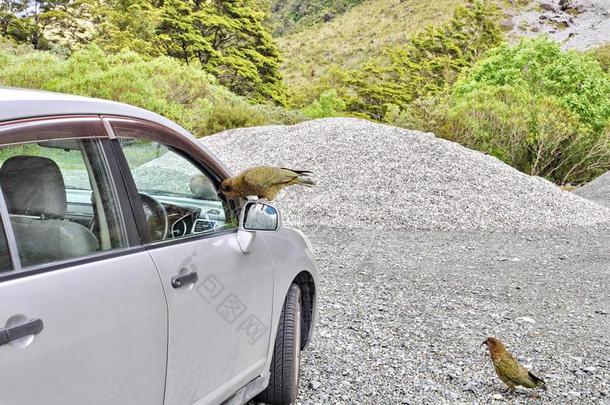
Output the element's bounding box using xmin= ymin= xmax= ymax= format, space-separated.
xmin=155 ymin=194 xmax=228 ymax=238
xmin=66 ymin=189 xmax=229 ymax=240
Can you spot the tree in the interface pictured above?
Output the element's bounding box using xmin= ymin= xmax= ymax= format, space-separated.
xmin=0 ymin=0 xmax=28 ymax=37
xmin=93 ymin=0 xmax=161 ymax=56
xmin=211 ymin=0 xmax=285 ymax=103
xmin=156 ymin=0 xmax=213 ymax=64
xmin=0 ymin=0 xmax=92 ymax=50
xmin=155 ymin=0 xmax=286 ymax=103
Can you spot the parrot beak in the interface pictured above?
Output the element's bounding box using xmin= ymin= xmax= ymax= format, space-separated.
xmin=481 ymin=340 xmax=488 ymax=347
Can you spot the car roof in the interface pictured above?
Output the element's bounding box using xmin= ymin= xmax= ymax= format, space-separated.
xmin=0 ymin=87 xmax=183 ymax=132
xmin=0 ymin=87 xmax=231 ymax=174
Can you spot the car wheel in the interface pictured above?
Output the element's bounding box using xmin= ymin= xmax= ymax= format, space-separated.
xmin=255 ymin=284 xmax=302 ymax=405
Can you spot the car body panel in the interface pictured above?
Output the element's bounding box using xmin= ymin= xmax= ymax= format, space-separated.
xmin=0 ymin=252 xmax=168 ymax=405
xmin=260 ymin=228 xmax=319 ymax=359
xmin=147 ymin=230 xmax=275 ymax=405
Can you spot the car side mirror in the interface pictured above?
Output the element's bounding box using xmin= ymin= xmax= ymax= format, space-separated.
xmin=240 ymin=200 xmax=281 ymax=232
xmin=236 ymin=201 xmax=281 ymax=254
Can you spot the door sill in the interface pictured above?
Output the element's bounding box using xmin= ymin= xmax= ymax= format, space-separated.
xmin=220 ymin=374 xmax=270 ymax=405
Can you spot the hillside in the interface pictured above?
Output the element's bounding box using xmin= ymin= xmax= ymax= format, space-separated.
xmin=276 ymin=0 xmax=462 ymax=88
xmin=269 ymin=0 xmax=365 ymax=35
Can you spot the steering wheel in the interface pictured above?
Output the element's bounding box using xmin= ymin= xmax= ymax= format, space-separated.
xmin=139 ymin=193 xmax=168 ymax=241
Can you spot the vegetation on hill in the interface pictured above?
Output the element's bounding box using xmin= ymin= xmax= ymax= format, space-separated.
xmin=0 ymin=41 xmax=302 ymax=135
xmin=268 ymin=0 xmax=364 ymax=35
xmin=338 ymin=0 xmax=503 ymax=120
xmin=279 ymin=1 xmax=610 ymax=184
xmin=404 ymin=38 xmax=610 ymax=184
xmin=277 ymin=0 xmax=462 ymax=91
xmin=0 ymin=0 xmax=285 ymax=103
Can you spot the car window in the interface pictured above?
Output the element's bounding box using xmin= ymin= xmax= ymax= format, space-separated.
xmin=0 ymin=139 xmax=127 ymax=267
xmin=117 ymin=138 xmax=237 ymax=242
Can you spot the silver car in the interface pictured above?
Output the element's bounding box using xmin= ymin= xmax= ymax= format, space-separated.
xmin=0 ymin=88 xmax=318 ymax=405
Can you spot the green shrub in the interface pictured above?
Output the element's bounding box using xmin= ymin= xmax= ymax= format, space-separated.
xmin=591 ymin=43 xmax=610 ymax=73
xmin=205 ymin=99 xmax=305 ymax=135
xmin=408 ymin=37 xmax=610 ymax=184
xmin=443 ymin=86 xmax=610 ymax=183
xmin=454 ymin=37 xmax=610 ymax=133
xmin=0 ymin=43 xmax=304 ymax=136
xmin=302 ymin=89 xmax=346 ymax=118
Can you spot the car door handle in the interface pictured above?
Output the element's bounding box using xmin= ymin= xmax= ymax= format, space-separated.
xmin=171 ymin=272 xmax=198 ymax=289
xmin=0 ymin=319 xmax=44 ymax=346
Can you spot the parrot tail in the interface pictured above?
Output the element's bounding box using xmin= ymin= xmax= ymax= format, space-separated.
xmin=297 ymin=177 xmax=316 ymax=187
xmin=282 ymin=168 xmax=313 ymax=176
xmin=528 ymin=371 xmax=547 ymax=390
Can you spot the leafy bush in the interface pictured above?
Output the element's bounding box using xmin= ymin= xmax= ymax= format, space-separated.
xmin=454 ymin=37 xmax=610 ymax=133
xmin=0 ymin=43 xmax=304 ymax=136
xmin=591 ymin=43 xmax=610 ymax=73
xmin=302 ymin=89 xmax=346 ymax=118
xmin=443 ymin=86 xmax=610 ymax=183
xmin=206 ymin=99 xmax=305 ymax=135
xmin=407 ymin=37 xmax=610 ymax=184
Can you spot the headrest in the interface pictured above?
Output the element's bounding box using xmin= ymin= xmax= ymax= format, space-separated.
xmin=0 ymin=156 xmax=67 ymax=218
xmin=190 ymin=174 xmax=218 ymax=200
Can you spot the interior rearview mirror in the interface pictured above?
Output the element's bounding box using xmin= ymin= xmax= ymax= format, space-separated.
xmin=240 ymin=201 xmax=281 ymax=232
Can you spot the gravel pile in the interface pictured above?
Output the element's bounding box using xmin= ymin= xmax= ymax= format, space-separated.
xmin=575 ymin=171 xmax=610 ymax=208
xmin=202 ymin=118 xmax=610 ymax=231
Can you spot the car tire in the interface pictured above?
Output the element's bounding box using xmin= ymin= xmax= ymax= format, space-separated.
xmin=255 ymin=284 xmax=302 ymax=405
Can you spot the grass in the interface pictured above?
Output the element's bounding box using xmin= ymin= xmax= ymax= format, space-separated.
xmin=277 ymin=0 xmax=463 ymax=89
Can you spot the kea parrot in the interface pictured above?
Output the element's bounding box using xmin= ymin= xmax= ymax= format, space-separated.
xmin=219 ymin=165 xmax=315 ymax=201
xmin=483 ymin=337 xmax=547 ymax=392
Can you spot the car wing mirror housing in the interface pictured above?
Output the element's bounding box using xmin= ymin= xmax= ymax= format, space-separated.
xmin=240 ymin=200 xmax=281 ymax=232
xmin=236 ymin=200 xmax=281 ymax=253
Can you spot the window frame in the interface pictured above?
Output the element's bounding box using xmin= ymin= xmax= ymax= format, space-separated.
xmin=103 ymin=116 xmax=238 ymax=248
xmin=0 ymin=116 xmax=143 ymax=282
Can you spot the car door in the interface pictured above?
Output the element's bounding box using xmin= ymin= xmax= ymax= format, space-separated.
xmin=107 ymin=117 xmax=275 ymax=405
xmin=0 ymin=117 xmax=168 ymax=405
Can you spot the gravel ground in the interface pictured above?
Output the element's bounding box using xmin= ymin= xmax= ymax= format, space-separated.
xmin=575 ymin=171 xmax=610 ymax=208
xmin=509 ymin=0 xmax=610 ymax=50
xmin=200 ymin=119 xmax=610 ymax=403
xmin=296 ymin=225 xmax=610 ymax=404
xmin=202 ymin=118 xmax=610 ymax=231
